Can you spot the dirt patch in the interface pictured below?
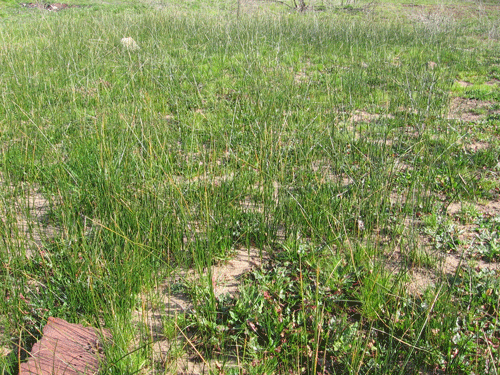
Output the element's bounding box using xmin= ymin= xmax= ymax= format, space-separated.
xmin=456 ymin=80 xmax=473 ymax=88
xmin=447 ymin=199 xmax=500 ymax=217
xmin=171 ymin=172 xmax=235 ymax=187
xmin=20 ymin=3 xmax=82 ymax=11
xmin=447 ymin=97 xmax=497 ymax=122
xmin=410 ymin=7 xmax=456 ymax=31
xmin=209 ymin=247 xmax=266 ymax=297
xmin=131 ymin=247 xmax=265 ymax=373
xmin=0 ymin=322 xmax=9 ymax=362
xmin=388 ymin=198 xmax=500 ymax=295
xmin=0 ymin=177 xmax=63 ymax=360
xmin=0 ymin=177 xmax=60 ymax=258
xmin=294 ymin=69 xmax=309 ymax=84
xmin=462 ymin=140 xmax=491 ymax=153
xmin=0 ymin=346 xmax=9 ymax=358
xmin=485 ymin=79 xmax=500 ymax=86
xmin=350 ymin=110 xmax=394 ymax=123
xmin=387 ymin=245 xmax=498 ymax=296
xmin=406 ymin=267 xmax=435 ymax=296
xmin=311 ymin=159 xmax=354 ymax=187
xmin=135 ymin=247 xmax=266 ymax=316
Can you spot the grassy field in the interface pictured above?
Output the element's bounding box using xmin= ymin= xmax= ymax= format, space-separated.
xmin=0 ymin=0 xmax=499 ymax=373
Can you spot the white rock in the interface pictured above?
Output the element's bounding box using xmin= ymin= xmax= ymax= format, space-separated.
xmin=121 ymin=37 xmax=140 ymax=51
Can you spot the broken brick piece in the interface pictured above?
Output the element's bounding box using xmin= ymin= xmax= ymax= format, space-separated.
xmin=19 ymin=317 xmax=111 ymax=375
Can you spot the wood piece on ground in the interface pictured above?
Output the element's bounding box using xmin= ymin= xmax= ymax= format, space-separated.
xmin=19 ymin=317 xmax=111 ymax=375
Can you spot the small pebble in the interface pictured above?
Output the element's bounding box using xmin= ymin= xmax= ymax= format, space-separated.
xmin=121 ymin=37 xmax=140 ymax=51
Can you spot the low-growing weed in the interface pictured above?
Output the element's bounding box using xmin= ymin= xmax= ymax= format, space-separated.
xmin=470 ymin=215 xmax=500 ymax=261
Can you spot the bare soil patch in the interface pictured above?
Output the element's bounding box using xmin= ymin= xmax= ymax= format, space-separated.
xmin=447 ymin=199 xmax=500 ymax=218
xmin=456 ymin=80 xmax=473 ymax=88
xmin=462 ymin=140 xmax=491 ymax=152
xmin=132 ymin=247 xmax=265 ymax=374
xmin=1 ymin=176 xmax=63 ymax=360
xmin=0 ymin=177 xmax=60 ymax=258
xmin=350 ymin=110 xmax=394 ymax=123
xmin=388 ymin=243 xmax=499 ymax=296
xmin=485 ymin=79 xmax=500 ymax=86
xmin=447 ymin=97 xmax=497 ymax=122
xmin=20 ymin=3 xmax=83 ymax=11
xmin=388 ymin=197 xmax=500 ymax=295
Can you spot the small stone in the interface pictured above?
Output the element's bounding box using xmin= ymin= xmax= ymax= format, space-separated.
xmin=47 ymin=3 xmax=69 ymax=11
xmin=357 ymin=219 xmax=365 ymax=232
xmin=121 ymin=37 xmax=140 ymax=51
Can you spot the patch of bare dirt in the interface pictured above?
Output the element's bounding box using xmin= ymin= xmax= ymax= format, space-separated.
xmin=350 ymin=110 xmax=395 ymax=123
xmin=456 ymin=80 xmax=473 ymax=88
xmin=387 ymin=245 xmax=497 ymax=296
xmin=131 ymin=247 xmax=265 ymax=374
xmin=171 ymin=172 xmax=235 ymax=186
xmin=0 ymin=177 xmax=60 ymax=258
xmin=447 ymin=97 xmax=497 ymax=122
xmin=310 ymin=159 xmax=354 ymax=186
xmin=389 ymin=187 xmax=430 ymax=209
xmin=137 ymin=247 xmax=265 ymax=315
xmin=462 ymin=140 xmax=491 ymax=153
xmin=0 ymin=346 xmax=9 ymax=358
xmin=239 ymin=180 xmax=280 ymax=214
xmin=210 ymin=247 xmax=266 ymax=297
xmin=447 ymin=199 xmax=500 ymax=217
xmin=410 ymin=7 xmax=456 ymax=31
xmin=485 ymin=79 xmax=500 ymax=86
xmin=387 ymin=198 xmax=500 ymax=295
xmin=20 ymin=3 xmax=83 ymax=11
xmin=0 ymin=323 xmax=9 ymax=362
xmin=294 ymin=69 xmax=309 ymax=84
xmin=406 ymin=267 xmax=435 ymax=296
xmin=0 ymin=176 xmax=63 ymax=361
